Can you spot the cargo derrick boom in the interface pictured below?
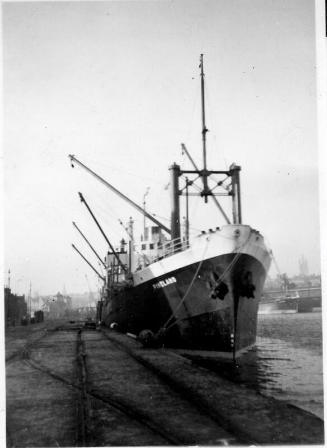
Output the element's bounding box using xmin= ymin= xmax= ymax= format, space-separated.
xmin=73 ymin=221 xmax=106 ymax=268
xmin=72 ymin=244 xmax=105 ymax=281
xmin=78 ymin=192 xmax=127 ymax=272
xmin=69 ymin=154 xmax=171 ymax=235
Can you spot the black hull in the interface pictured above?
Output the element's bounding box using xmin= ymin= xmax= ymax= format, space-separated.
xmin=99 ymin=252 xmax=267 ymax=354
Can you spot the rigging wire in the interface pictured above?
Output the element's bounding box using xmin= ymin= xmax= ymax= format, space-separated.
xmin=78 ymin=199 xmax=125 ymax=256
xmin=151 ymin=212 xmax=202 ymax=234
xmin=161 ymin=238 xmax=210 ymax=331
xmin=81 ymin=155 xmax=170 ymax=187
xmin=260 ymin=232 xmax=282 ymax=280
xmin=74 ymin=234 xmax=106 ymax=273
xmin=84 ymin=176 xmax=169 ymax=237
xmin=85 ymin=195 xmax=145 ymax=261
xmin=97 ymin=261 xmax=105 ymax=277
xmin=183 ymin=73 xmax=201 ymax=153
xmin=91 ymin=197 xmax=123 ymax=228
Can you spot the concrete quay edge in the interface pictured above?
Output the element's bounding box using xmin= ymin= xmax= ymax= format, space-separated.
xmin=103 ymin=329 xmax=324 ymax=445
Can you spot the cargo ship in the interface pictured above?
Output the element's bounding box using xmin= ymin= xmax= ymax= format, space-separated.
xmin=70 ymin=55 xmax=272 ymax=358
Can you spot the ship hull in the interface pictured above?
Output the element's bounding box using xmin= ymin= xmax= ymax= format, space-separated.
xmin=99 ymin=226 xmax=271 ymax=356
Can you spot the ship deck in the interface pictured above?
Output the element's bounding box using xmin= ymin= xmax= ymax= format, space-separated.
xmin=5 ymin=319 xmax=324 ymax=446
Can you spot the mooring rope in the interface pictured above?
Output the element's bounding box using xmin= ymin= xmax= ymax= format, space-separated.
xmin=161 ymin=238 xmax=210 ymax=332
xmin=162 ymin=231 xmax=252 ymax=333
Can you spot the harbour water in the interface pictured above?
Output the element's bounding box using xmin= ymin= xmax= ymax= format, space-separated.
xmin=192 ymin=312 xmax=324 ymax=420
xmin=254 ymin=311 xmax=323 ymax=419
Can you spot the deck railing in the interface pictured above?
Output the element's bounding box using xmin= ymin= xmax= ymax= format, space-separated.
xmin=134 ymin=237 xmax=190 ymax=269
xmin=151 ymin=237 xmax=190 ymax=263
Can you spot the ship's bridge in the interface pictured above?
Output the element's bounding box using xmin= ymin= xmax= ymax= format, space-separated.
xmin=140 ymin=225 xmax=167 ymax=251
xmin=134 ymin=225 xmax=191 ymax=270
xmin=135 ymin=225 xmax=169 ymax=269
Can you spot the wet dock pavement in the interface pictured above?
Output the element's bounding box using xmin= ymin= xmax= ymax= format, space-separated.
xmin=5 ymin=320 xmax=324 ymax=446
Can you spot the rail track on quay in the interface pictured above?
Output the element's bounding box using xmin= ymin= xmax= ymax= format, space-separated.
xmin=5 ymin=321 xmax=324 ymax=447
xmin=23 ymin=329 xmax=186 ymax=446
xmin=6 ymin=321 xmax=239 ymax=447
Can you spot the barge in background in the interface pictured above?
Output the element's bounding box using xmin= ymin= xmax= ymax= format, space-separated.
xmin=259 ymin=287 xmax=322 ymax=315
xmin=298 ymin=287 xmax=322 ymax=312
xmin=259 ymin=290 xmax=299 ymax=315
xmin=70 ymin=55 xmax=272 ymax=358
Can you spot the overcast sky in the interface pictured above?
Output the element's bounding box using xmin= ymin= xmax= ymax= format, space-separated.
xmin=3 ymin=0 xmax=321 ymax=296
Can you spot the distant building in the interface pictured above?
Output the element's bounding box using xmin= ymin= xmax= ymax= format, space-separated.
xmin=4 ymin=287 xmax=27 ymax=326
xmin=264 ymin=273 xmax=321 ymax=292
xmin=41 ymin=292 xmax=72 ymax=319
xmin=299 ymin=255 xmax=309 ymax=277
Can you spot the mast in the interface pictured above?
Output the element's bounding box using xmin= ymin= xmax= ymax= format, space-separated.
xmin=185 ymin=178 xmax=190 ymax=243
xmin=176 ymin=56 xmax=242 ymax=225
xmin=29 ymin=281 xmax=32 ymax=317
xmin=169 ymin=163 xmax=181 ymax=240
xmin=128 ymin=217 xmax=134 ymax=273
xmin=143 ymin=187 xmax=150 ymax=238
xmin=200 ymin=54 xmax=210 ymax=202
xmin=230 ymin=164 xmax=242 ymax=224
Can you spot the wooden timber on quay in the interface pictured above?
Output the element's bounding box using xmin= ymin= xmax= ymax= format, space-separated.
xmin=5 ymin=320 xmax=324 ymax=447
